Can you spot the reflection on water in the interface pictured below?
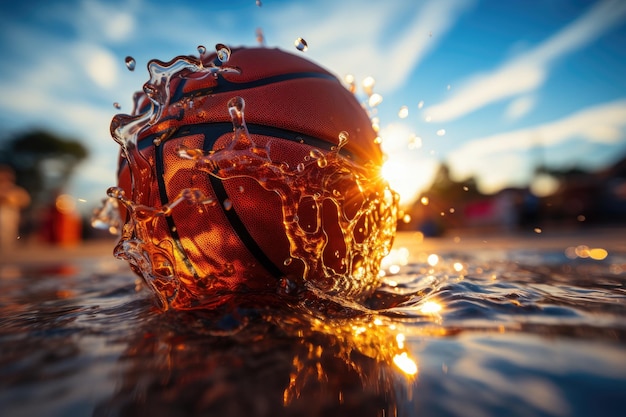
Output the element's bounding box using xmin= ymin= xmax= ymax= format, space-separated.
xmin=93 ymin=310 xmax=413 ymax=417
xmin=1 ymin=232 xmax=625 ymax=416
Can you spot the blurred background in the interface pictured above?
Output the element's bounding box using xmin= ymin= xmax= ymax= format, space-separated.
xmin=1 ymin=0 xmax=625 ymax=248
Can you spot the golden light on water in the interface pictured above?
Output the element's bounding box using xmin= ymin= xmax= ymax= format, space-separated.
xmin=395 ymin=333 xmax=406 ymax=351
xmin=427 ymin=254 xmax=439 ymax=266
xmin=380 ymin=247 xmax=410 ymax=275
xmin=393 ymin=352 xmax=418 ymax=376
xmin=589 ymin=248 xmax=609 ymax=260
xmin=420 ymin=301 xmax=443 ymax=315
xmin=566 ymin=245 xmax=609 ymax=260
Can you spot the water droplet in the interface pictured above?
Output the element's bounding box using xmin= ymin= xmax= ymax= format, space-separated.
xmin=182 ymin=188 xmax=206 ymax=204
xmin=228 ymin=96 xmax=246 ymax=129
xmin=313 ymin=151 xmax=328 ymax=168
xmin=374 ymin=136 xmax=383 ymax=145
xmin=113 ymin=102 xmax=121 ymax=109
xmin=107 ymin=186 xmax=125 ymax=199
xmin=238 ymin=186 xmax=245 ymax=193
xmin=256 ymin=0 xmax=262 ymax=6
xmin=362 ymin=76 xmax=375 ymax=96
xmin=256 ymin=28 xmax=265 ymax=45
xmin=344 ymin=74 xmax=356 ymax=94
xmin=398 ymin=105 xmax=409 ymax=119
xmin=223 ymin=198 xmax=233 ymax=211
xmin=223 ymin=262 xmax=235 ymax=276
xmin=418 ymin=100 xmax=424 ymax=109
xmin=294 ymin=37 xmax=308 ymax=52
xmin=283 ymin=257 xmax=293 ymax=266
xmin=337 ymin=131 xmax=349 ymax=149
xmin=408 ymin=135 xmax=422 ymax=150
xmin=176 ymin=145 xmax=204 ymax=160
xmin=197 ymin=45 xmax=206 ymax=56
xmin=215 ymin=43 xmax=231 ymax=62
xmin=436 ymin=129 xmax=446 ymax=137
xmin=125 ymin=56 xmax=136 ymax=71
xmin=368 ymin=93 xmax=383 ymax=107
xmin=463 ymin=186 xmax=469 ymax=191
xmin=278 ymin=277 xmax=297 ymax=294
xmin=296 ymin=162 xmax=305 ymax=173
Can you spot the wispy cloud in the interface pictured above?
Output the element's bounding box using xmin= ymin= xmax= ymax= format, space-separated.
xmin=265 ymin=0 xmax=474 ymax=93
xmin=446 ymin=99 xmax=626 ymax=191
xmin=425 ymin=0 xmax=626 ymax=122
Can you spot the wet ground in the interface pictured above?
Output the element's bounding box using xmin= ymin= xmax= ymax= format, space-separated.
xmin=1 ymin=227 xmax=625 ymax=417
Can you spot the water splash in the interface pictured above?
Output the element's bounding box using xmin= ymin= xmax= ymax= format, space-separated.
xmin=96 ymin=48 xmax=398 ymax=312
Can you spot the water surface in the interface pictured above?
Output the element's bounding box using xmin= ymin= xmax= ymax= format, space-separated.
xmin=1 ymin=229 xmax=624 ymax=417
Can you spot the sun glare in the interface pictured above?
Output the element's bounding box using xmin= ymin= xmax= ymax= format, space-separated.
xmin=380 ymin=124 xmax=437 ymax=207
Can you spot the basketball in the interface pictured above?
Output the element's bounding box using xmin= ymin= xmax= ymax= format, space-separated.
xmin=113 ymin=47 xmax=398 ymax=310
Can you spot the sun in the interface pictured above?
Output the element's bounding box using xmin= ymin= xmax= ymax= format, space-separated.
xmin=379 ymin=123 xmax=438 ymax=207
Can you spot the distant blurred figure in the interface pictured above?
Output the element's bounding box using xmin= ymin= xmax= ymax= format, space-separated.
xmin=0 ymin=165 xmax=30 ymax=252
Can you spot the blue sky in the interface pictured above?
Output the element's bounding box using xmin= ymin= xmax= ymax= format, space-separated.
xmin=1 ymin=0 xmax=625 ymax=209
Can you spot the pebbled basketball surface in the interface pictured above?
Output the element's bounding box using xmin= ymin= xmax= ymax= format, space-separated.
xmin=117 ymin=47 xmax=388 ymax=310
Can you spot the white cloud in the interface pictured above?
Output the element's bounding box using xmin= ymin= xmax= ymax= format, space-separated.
xmin=505 ymin=95 xmax=537 ymax=121
xmin=82 ymin=45 xmax=119 ymax=88
xmin=425 ymin=0 xmax=626 ymax=122
xmin=447 ymin=100 xmax=626 ymax=191
xmin=263 ymin=0 xmax=474 ymax=94
xmin=78 ymin=0 xmax=137 ymax=43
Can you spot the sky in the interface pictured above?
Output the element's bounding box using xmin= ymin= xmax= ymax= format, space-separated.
xmin=1 ymin=0 xmax=625 ymax=210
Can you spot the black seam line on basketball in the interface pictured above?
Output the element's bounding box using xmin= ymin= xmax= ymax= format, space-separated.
xmin=120 ymin=122 xmax=360 ymax=177
xmin=172 ymin=71 xmax=340 ymax=103
xmin=201 ymin=127 xmax=285 ymax=280
xmin=154 ymin=141 xmax=200 ymax=279
xmin=134 ymin=122 xmax=357 ymax=160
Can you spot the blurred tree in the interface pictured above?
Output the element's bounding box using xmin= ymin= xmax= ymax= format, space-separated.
xmin=0 ymin=129 xmax=88 ymax=208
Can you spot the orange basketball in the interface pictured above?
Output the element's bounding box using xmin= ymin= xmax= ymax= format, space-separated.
xmin=113 ymin=47 xmax=397 ymax=311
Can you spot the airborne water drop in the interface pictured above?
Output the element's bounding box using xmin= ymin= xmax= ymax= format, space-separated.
xmin=125 ymin=56 xmax=136 ymax=71
xmin=215 ymin=43 xmax=231 ymax=63
xmin=294 ymin=37 xmax=308 ymax=52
